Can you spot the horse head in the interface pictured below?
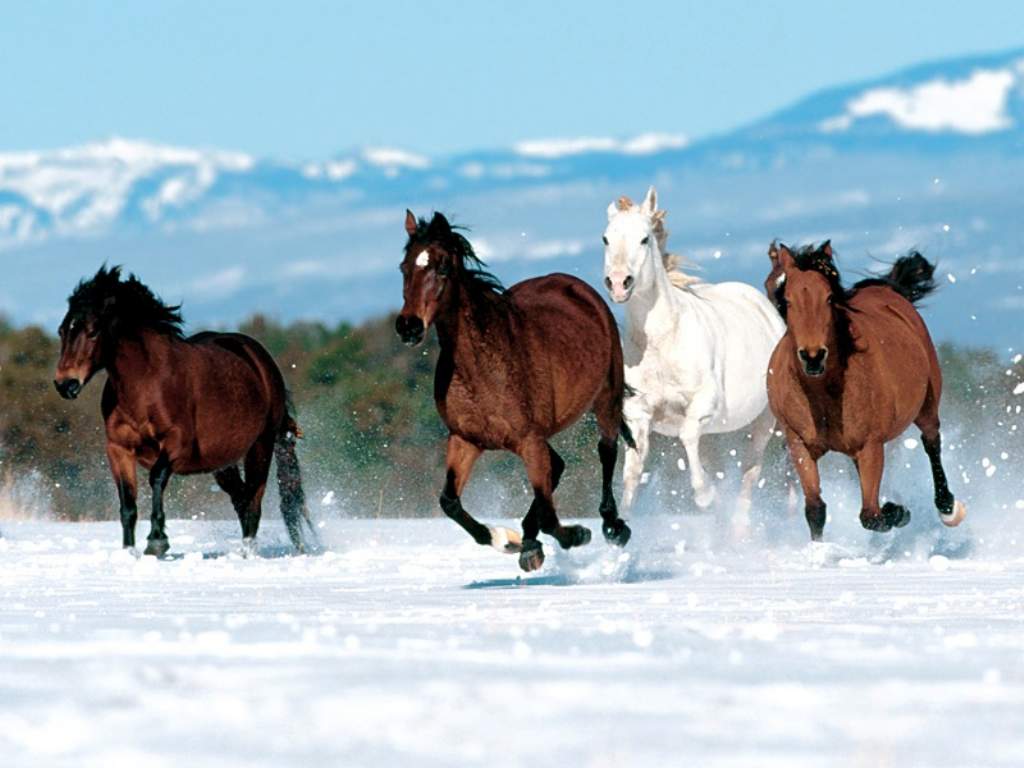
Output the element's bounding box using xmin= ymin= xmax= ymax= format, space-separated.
xmin=774 ymin=241 xmax=846 ymax=377
xmin=55 ymin=265 xmax=183 ymax=399
xmin=396 ymin=210 xmax=503 ymax=347
xmin=602 ymin=186 xmax=664 ymax=303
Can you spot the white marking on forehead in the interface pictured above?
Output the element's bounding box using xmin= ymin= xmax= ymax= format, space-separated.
xmin=415 ymin=250 xmax=430 ymax=268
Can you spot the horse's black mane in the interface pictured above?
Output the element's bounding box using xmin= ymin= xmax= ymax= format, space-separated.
xmin=67 ymin=265 xmax=185 ymax=338
xmin=774 ymin=241 xmax=937 ymax=315
xmin=406 ymin=213 xmax=506 ymax=300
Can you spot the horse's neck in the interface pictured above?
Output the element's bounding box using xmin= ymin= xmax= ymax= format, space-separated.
xmin=625 ymin=253 xmax=690 ymax=345
xmin=106 ymin=330 xmax=172 ymax=398
xmin=435 ymin=287 xmax=512 ymax=375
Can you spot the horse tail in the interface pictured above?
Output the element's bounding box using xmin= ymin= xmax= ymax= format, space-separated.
xmin=885 ymin=251 xmax=938 ymax=305
xmin=274 ymin=412 xmax=317 ymax=552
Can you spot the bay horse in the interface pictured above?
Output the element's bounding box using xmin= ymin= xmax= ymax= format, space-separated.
xmin=603 ymin=187 xmax=785 ymax=531
xmin=54 ymin=266 xmax=315 ymax=555
xmin=766 ymin=242 xmax=967 ymax=540
xmin=395 ymin=210 xmax=633 ymax=572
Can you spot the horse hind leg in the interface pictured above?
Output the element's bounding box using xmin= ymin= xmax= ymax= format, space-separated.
xmin=230 ymin=435 xmax=274 ymax=553
xmin=518 ymin=440 xmax=591 ymax=572
xmin=915 ymin=388 xmax=966 ymax=527
xmin=593 ymin=394 xmax=632 ymax=546
xmin=214 ymin=465 xmax=249 ymax=525
xmin=733 ymin=407 xmax=776 ymax=538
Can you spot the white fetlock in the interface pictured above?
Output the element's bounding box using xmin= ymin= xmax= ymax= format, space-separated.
xmin=940 ymin=499 xmax=967 ymax=527
xmin=240 ymin=537 xmax=257 ymax=558
xmin=489 ymin=526 xmax=523 ymax=554
xmin=694 ymin=484 xmax=717 ymax=509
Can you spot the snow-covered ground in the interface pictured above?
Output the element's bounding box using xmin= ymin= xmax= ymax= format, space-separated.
xmin=1 ymin=515 xmax=1022 ymax=767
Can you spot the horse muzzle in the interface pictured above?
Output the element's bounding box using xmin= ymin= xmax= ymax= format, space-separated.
xmin=54 ymin=377 xmax=82 ymax=400
xmin=798 ymin=347 xmax=828 ymax=377
xmin=395 ymin=314 xmax=425 ymax=347
xmin=604 ymin=273 xmax=635 ymax=303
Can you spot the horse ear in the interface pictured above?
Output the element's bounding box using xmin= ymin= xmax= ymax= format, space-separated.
xmin=606 ymin=201 xmax=619 ymax=221
xmin=777 ymin=243 xmax=795 ymax=270
xmin=821 ymin=239 xmax=833 ymax=258
xmin=641 ymin=186 xmax=658 ymax=216
xmin=429 ymin=212 xmax=451 ymax=237
xmin=404 ymin=209 xmax=417 ymax=237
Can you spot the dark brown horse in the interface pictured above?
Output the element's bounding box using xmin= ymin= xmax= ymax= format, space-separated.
xmin=396 ymin=211 xmax=634 ymax=571
xmin=54 ymin=266 xmax=315 ymax=555
xmin=766 ymin=242 xmax=966 ymax=540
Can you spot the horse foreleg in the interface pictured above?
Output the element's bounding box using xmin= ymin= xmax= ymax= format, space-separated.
xmin=438 ymin=435 xmax=518 ymax=554
xmin=143 ymin=454 xmax=172 ymax=557
xmin=855 ymin=442 xmax=909 ymax=532
xmin=107 ymin=444 xmax=138 ymax=550
xmin=620 ymin=412 xmax=650 ymax=512
xmin=786 ymin=434 xmax=826 ymax=541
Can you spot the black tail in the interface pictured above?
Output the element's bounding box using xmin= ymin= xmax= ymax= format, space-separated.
xmin=620 ymin=419 xmax=636 ymax=450
xmin=619 ymin=382 xmax=637 ymax=450
xmin=883 ymin=251 xmax=937 ymax=305
xmin=275 ymin=416 xmax=317 ymax=552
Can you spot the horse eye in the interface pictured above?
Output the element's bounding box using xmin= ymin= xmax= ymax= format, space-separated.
xmin=437 ymin=263 xmax=450 ymax=277
xmin=602 ymin=235 xmax=609 ymax=246
xmin=641 ymin=236 xmax=649 ymax=246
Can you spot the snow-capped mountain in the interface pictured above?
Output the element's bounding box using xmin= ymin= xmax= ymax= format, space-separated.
xmin=2 ymin=48 xmax=1023 ymax=348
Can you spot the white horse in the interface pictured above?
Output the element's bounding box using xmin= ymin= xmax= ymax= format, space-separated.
xmin=603 ymin=187 xmax=785 ymax=528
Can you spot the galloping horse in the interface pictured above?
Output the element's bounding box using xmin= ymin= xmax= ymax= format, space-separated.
xmin=54 ymin=266 xmax=315 ymax=555
xmin=603 ymin=187 xmax=785 ymax=529
xmin=396 ymin=210 xmax=633 ymax=572
xmin=766 ymin=242 xmax=966 ymax=540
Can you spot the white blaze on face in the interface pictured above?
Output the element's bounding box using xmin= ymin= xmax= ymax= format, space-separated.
xmin=415 ymin=250 xmax=430 ymax=268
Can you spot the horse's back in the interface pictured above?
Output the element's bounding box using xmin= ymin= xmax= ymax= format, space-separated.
xmin=182 ymin=332 xmax=289 ymax=438
xmin=506 ymin=273 xmax=621 ymax=432
xmin=849 ymin=286 xmax=940 ymax=403
xmin=684 ymin=280 xmax=785 ymax=429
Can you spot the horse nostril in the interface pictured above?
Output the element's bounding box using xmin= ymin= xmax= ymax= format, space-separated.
xmin=623 ymin=275 xmax=634 ymax=289
xmin=604 ymin=276 xmax=613 ymax=290
xmin=395 ymin=315 xmax=425 ymax=345
xmin=55 ymin=378 xmax=82 ymax=400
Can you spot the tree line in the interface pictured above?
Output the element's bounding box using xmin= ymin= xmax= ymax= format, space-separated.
xmin=0 ymin=313 xmax=1020 ymax=522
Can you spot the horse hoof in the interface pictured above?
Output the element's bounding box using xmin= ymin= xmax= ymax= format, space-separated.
xmin=554 ymin=525 xmax=591 ymax=550
xmin=144 ymin=538 xmax=170 ymax=557
xmin=860 ymin=511 xmax=891 ymax=533
xmin=602 ymin=519 xmax=632 ymax=547
xmin=941 ymin=499 xmax=967 ymax=527
xmin=882 ymin=502 xmax=911 ymax=529
xmin=519 ymin=540 xmax=545 ymax=572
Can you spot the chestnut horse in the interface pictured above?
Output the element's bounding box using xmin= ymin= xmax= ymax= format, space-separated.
xmin=766 ymin=242 xmax=966 ymax=540
xmin=396 ymin=211 xmax=634 ymax=572
xmin=54 ymin=266 xmax=315 ymax=555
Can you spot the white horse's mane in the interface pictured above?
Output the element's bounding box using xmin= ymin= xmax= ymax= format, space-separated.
xmin=615 ymin=195 xmax=701 ymax=290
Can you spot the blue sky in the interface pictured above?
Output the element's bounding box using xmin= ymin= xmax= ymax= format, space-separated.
xmin=2 ymin=0 xmax=1021 ymax=158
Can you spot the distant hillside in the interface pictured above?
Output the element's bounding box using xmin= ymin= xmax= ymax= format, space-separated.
xmin=1 ymin=48 xmax=1023 ymax=348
